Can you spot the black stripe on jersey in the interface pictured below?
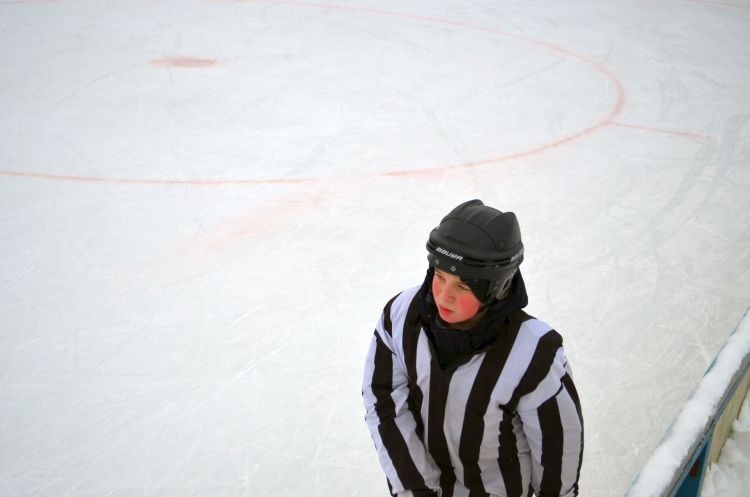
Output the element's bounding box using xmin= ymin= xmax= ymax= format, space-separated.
xmin=561 ymin=373 xmax=582 ymax=422
xmin=506 ymin=329 xmax=563 ymax=411
xmin=382 ymin=293 xmax=400 ymax=337
xmin=562 ymin=373 xmax=584 ymax=494
xmin=371 ymin=332 xmax=427 ymax=490
xmin=402 ymin=294 xmax=424 ymax=382
xmin=371 ymin=333 xmax=397 ymax=419
xmin=458 ymin=321 xmax=520 ymax=496
xmin=537 ymin=394 xmax=563 ymax=496
xmin=498 ymin=410 xmax=522 ymax=497
xmin=403 ymin=294 xmax=426 ymax=440
xmin=427 ymin=361 xmax=457 ymax=497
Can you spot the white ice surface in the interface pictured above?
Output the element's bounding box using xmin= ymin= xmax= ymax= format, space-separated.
xmin=1 ymin=1 xmax=750 ymax=497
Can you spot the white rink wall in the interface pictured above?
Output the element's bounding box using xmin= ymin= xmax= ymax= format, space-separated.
xmin=625 ymin=310 xmax=750 ymax=497
xmin=701 ymin=394 xmax=750 ymax=497
xmin=1 ymin=1 xmax=750 ymax=497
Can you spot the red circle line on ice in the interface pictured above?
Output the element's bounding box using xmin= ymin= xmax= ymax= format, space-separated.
xmin=2 ymin=1 xmax=626 ymax=186
xmin=151 ymin=57 xmax=218 ymax=68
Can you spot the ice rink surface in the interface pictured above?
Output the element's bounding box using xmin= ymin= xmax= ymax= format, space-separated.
xmin=1 ymin=1 xmax=749 ymax=496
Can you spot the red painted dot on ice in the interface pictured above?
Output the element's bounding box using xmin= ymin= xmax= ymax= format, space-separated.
xmin=151 ymin=57 xmax=217 ymax=68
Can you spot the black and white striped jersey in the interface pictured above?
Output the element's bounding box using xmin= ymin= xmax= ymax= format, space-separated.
xmin=363 ymin=285 xmax=583 ymax=497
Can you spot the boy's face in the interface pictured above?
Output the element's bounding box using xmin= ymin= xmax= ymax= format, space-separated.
xmin=431 ymin=268 xmax=482 ymax=327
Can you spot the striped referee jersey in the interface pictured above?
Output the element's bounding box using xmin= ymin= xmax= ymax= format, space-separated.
xmin=363 ymin=285 xmax=583 ymax=497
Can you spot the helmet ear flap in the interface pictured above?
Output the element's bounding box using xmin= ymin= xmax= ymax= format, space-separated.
xmin=490 ymin=267 xmax=519 ymax=300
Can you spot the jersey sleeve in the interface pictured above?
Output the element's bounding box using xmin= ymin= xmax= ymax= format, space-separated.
xmin=517 ymin=341 xmax=584 ymax=497
xmin=362 ymin=297 xmax=441 ymax=497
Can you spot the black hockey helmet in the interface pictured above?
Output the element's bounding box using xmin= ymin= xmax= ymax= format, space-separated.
xmin=426 ymin=199 xmax=524 ymax=301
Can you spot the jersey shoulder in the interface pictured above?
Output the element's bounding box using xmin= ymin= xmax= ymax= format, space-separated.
xmin=377 ymin=285 xmax=422 ymax=338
